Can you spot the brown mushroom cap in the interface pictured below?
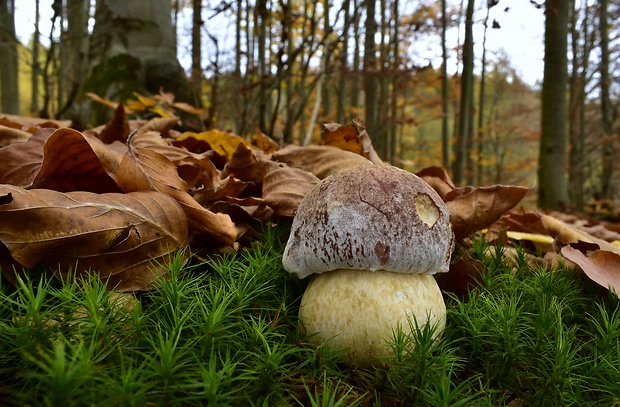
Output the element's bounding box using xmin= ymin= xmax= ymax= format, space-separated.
xmin=283 ymin=164 xmax=454 ymax=279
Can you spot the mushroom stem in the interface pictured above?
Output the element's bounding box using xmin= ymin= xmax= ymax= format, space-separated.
xmin=299 ymin=269 xmax=446 ymax=366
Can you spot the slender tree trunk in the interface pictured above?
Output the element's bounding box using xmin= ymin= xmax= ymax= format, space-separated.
xmin=256 ymin=0 xmax=268 ymax=133
xmin=321 ymin=0 xmax=331 ymax=117
xmin=441 ymin=0 xmax=450 ymax=169
xmin=389 ymin=0 xmax=399 ymax=164
xmin=0 ymin=0 xmax=19 ymax=114
xmin=351 ymin=0 xmax=361 ymax=109
xmin=191 ymin=0 xmax=203 ymax=108
xmin=476 ymin=2 xmax=491 ymax=186
xmin=31 ymin=0 xmax=41 ymax=114
xmin=599 ymin=0 xmax=614 ymax=200
xmin=337 ymin=0 xmax=351 ymax=123
xmin=538 ymin=0 xmax=570 ymax=210
xmin=364 ymin=0 xmax=380 ymax=156
xmin=452 ymin=0 xmax=474 ymax=185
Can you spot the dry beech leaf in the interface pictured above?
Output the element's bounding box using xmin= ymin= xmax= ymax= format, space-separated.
xmin=261 ymin=161 xmax=320 ymax=217
xmin=0 ymin=185 xmax=188 ymax=292
xmin=176 ymin=129 xmax=251 ymax=160
xmin=272 ymin=145 xmax=372 ymax=179
xmin=137 ymin=117 xmax=180 ymax=135
xmin=436 ymin=252 xmax=485 ymax=299
xmin=1 ymin=113 xmax=72 ymax=129
xmin=118 ymin=132 xmax=237 ymax=246
xmin=415 ymin=166 xmax=456 ymax=200
xmin=322 ymin=122 xmax=366 ymax=156
xmin=130 ymin=130 xmax=207 ymax=163
xmin=0 ymin=125 xmax=32 ymax=147
xmin=98 ymin=103 xmax=131 ymax=144
xmin=560 ymin=246 xmax=620 ymax=298
xmin=31 ymin=128 xmax=124 ymax=193
xmin=221 ymin=143 xmax=263 ymax=184
xmin=253 ymin=131 xmax=280 ymax=154
xmin=446 ymin=185 xmax=530 ymax=241
xmin=0 ymin=128 xmax=55 ymax=186
xmin=541 ymin=214 xmax=620 ymax=255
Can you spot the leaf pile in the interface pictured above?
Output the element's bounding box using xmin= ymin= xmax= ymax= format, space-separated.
xmin=1 ymin=111 xmax=618 ymax=298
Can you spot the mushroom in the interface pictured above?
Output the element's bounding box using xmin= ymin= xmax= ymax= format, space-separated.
xmin=282 ymin=164 xmax=454 ymax=366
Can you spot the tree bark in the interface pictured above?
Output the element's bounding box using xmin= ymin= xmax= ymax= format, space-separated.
xmin=31 ymin=0 xmax=41 ymax=114
xmin=538 ymin=0 xmax=569 ymax=210
xmin=0 ymin=0 xmax=19 ymax=114
xmin=599 ymin=0 xmax=614 ymax=200
xmin=452 ymin=0 xmax=474 ymax=185
xmin=364 ymin=0 xmax=381 ymax=156
xmin=81 ymin=0 xmax=191 ymax=127
xmin=190 ymin=0 xmax=203 ymax=108
xmin=441 ymin=0 xmax=450 ymax=170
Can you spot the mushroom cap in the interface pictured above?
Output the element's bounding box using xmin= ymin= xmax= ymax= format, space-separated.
xmin=299 ymin=269 xmax=446 ymax=366
xmin=283 ymin=165 xmax=454 ymax=279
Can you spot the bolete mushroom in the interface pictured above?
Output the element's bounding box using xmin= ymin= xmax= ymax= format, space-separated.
xmin=282 ymin=164 xmax=454 ymax=366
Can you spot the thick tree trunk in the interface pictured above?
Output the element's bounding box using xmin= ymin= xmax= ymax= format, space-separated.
xmin=0 ymin=0 xmax=19 ymax=114
xmin=538 ymin=0 xmax=569 ymax=210
xmin=81 ymin=0 xmax=191 ymax=127
xmin=452 ymin=0 xmax=474 ymax=185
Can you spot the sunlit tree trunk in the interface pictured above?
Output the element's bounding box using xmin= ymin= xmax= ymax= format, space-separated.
xmin=538 ymin=0 xmax=569 ymax=210
xmin=351 ymin=0 xmax=361 ymax=109
xmin=0 ymin=0 xmax=19 ymax=114
xmin=476 ymin=1 xmax=492 ymax=186
xmin=452 ymin=0 xmax=474 ymax=185
xmin=599 ymin=0 xmax=614 ymax=200
xmin=336 ymin=0 xmax=351 ymax=123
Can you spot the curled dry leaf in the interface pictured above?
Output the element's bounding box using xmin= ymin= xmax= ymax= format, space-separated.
xmin=446 ymin=185 xmax=530 ymax=241
xmin=253 ymin=131 xmax=280 ymax=154
xmin=31 ymin=128 xmax=124 ymax=193
xmin=0 ymin=185 xmax=188 ymax=292
xmin=261 ymin=161 xmax=320 ymax=217
xmin=322 ymin=122 xmax=366 ymax=156
xmin=221 ymin=143 xmax=263 ymax=184
xmin=560 ymin=246 xmax=620 ymax=299
xmin=541 ymin=214 xmax=620 ymax=255
xmin=98 ymin=103 xmax=130 ymax=144
xmin=118 ymin=133 xmax=237 ymax=246
xmin=0 ymin=128 xmax=55 ymax=186
xmin=415 ymin=166 xmax=456 ymax=200
xmin=272 ymin=145 xmax=372 ymax=179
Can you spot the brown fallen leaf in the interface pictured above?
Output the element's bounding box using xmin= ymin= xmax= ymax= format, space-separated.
xmin=261 ymin=161 xmax=320 ymax=217
xmin=272 ymin=145 xmax=372 ymax=179
xmin=30 ymin=128 xmax=124 ymax=193
xmin=0 ymin=128 xmax=56 ymax=186
xmin=415 ymin=166 xmax=456 ymax=200
xmin=0 ymin=125 xmax=32 ymax=147
xmin=446 ymin=185 xmax=530 ymax=241
xmin=541 ymin=214 xmax=620 ymax=255
xmin=1 ymin=113 xmax=72 ymax=129
xmin=98 ymin=103 xmax=131 ymax=144
xmin=118 ymin=131 xmax=237 ymax=246
xmin=0 ymin=185 xmax=188 ymax=292
xmin=322 ymin=122 xmax=367 ymax=156
xmin=560 ymin=246 xmax=620 ymax=299
xmin=176 ymin=129 xmax=251 ymax=160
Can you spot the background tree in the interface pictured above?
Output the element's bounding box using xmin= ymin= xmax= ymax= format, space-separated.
xmin=538 ymin=0 xmax=570 ymax=210
xmin=599 ymin=0 xmax=614 ymax=200
xmin=0 ymin=0 xmax=19 ymax=114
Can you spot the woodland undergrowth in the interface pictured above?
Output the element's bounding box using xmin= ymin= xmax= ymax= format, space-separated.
xmin=1 ymin=225 xmax=619 ymax=406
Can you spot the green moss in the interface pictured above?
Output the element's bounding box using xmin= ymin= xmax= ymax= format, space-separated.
xmin=82 ymin=54 xmax=147 ymax=125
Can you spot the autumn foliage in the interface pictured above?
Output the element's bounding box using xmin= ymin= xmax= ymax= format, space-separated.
xmin=0 ymin=99 xmax=619 ymax=298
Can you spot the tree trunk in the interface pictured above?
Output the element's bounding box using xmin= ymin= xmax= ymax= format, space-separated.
xmin=538 ymin=0 xmax=569 ymax=210
xmin=256 ymin=0 xmax=268 ymax=134
xmin=389 ymin=0 xmax=399 ymax=164
xmin=364 ymin=0 xmax=381 ymax=156
xmin=599 ymin=0 xmax=614 ymax=200
xmin=31 ymin=0 xmax=41 ymax=114
xmin=351 ymin=0 xmax=361 ymax=109
xmin=441 ymin=0 xmax=449 ymax=170
xmin=81 ymin=0 xmax=192 ymax=127
xmin=336 ymin=0 xmax=351 ymax=123
xmin=476 ymin=2 xmax=491 ymax=186
xmin=190 ymin=0 xmax=203 ymax=108
xmin=452 ymin=0 xmax=474 ymax=185
xmin=0 ymin=0 xmax=19 ymax=114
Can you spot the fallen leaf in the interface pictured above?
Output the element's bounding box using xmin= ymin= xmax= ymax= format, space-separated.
xmin=541 ymin=214 xmax=620 ymax=255
xmin=118 ymin=132 xmax=237 ymax=245
xmin=435 ymin=252 xmax=485 ymax=298
xmin=97 ymin=103 xmax=130 ymax=144
xmin=1 ymin=114 xmax=71 ymax=129
xmin=446 ymin=185 xmax=530 ymax=241
xmin=0 ymin=128 xmax=55 ymax=186
xmin=31 ymin=128 xmax=124 ymax=193
xmin=560 ymin=246 xmax=620 ymax=298
xmin=221 ymin=143 xmax=263 ymax=184
xmin=253 ymin=131 xmax=280 ymax=154
xmin=176 ymin=129 xmax=251 ymax=160
xmin=0 ymin=125 xmax=32 ymax=147
xmin=0 ymin=185 xmax=188 ymax=291
xmin=322 ymin=122 xmax=366 ymax=156
xmin=272 ymin=145 xmax=372 ymax=179
xmin=415 ymin=166 xmax=456 ymax=199
xmin=261 ymin=161 xmax=320 ymax=217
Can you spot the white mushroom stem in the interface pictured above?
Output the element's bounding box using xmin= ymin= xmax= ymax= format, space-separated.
xmin=298 ymin=269 xmax=446 ymax=367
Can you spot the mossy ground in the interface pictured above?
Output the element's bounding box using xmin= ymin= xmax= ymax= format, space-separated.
xmin=1 ymin=227 xmax=619 ymax=406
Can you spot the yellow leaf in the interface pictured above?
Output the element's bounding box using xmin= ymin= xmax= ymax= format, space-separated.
xmin=177 ymin=130 xmax=251 ymax=160
xmin=506 ymin=231 xmax=554 ymax=245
